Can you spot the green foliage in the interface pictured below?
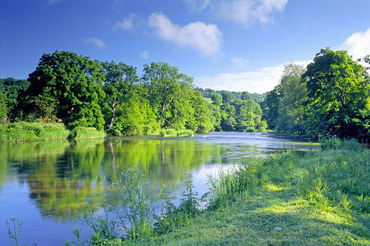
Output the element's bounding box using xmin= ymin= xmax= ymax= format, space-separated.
xmin=303 ymin=48 xmax=370 ymax=139
xmin=112 ymin=166 xmax=162 ymax=240
xmin=141 ymin=62 xmax=194 ymax=129
xmin=275 ymin=64 xmax=307 ymax=135
xmin=6 ymin=217 xmax=24 ymax=246
xmin=207 ymin=160 xmax=260 ymax=209
xmin=0 ymin=122 xmax=69 ymax=141
xmin=0 ymin=89 xmax=8 ymax=121
xmin=154 ymin=171 xmax=202 ymax=235
xmin=68 ymin=127 xmax=106 ymax=139
xmin=25 ymin=50 xmax=105 ymax=130
xmin=159 ymin=129 xmax=194 ymax=137
xmin=0 ymin=77 xmax=30 ymax=121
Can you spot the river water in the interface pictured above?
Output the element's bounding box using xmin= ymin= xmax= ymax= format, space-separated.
xmin=0 ymin=132 xmax=317 ymax=245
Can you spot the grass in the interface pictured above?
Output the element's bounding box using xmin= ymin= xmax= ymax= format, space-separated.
xmin=121 ymin=138 xmax=369 ymax=245
xmin=68 ymin=126 xmax=106 ymax=139
xmin=159 ymin=129 xmax=194 ymax=137
xmin=0 ymin=122 xmax=69 ymax=142
xmin=0 ymin=122 xmax=106 ymax=142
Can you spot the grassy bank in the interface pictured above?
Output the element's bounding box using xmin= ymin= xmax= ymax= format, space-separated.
xmin=0 ymin=122 xmax=106 ymax=142
xmin=90 ymin=138 xmax=368 ymax=245
xmin=159 ymin=129 xmax=194 ymax=137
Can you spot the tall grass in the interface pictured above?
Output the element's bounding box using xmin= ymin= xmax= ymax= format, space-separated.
xmin=68 ymin=126 xmax=106 ymax=139
xmin=0 ymin=122 xmax=69 ymax=141
xmin=159 ymin=129 xmax=194 ymax=137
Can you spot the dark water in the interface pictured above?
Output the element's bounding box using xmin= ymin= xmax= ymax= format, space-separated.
xmin=0 ymin=132 xmax=317 ymax=245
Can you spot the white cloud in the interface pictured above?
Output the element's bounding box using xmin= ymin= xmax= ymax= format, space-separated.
xmin=231 ymin=57 xmax=250 ymax=70
xmin=113 ymin=14 xmax=137 ymax=31
xmin=195 ymin=60 xmax=311 ymax=94
xmin=340 ymin=28 xmax=370 ymax=59
xmin=195 ymin=65 xmax=284 ymax=93
xmin=184 ymin=0 xmax=212 ymax=12
xmin=184 ymin=0 xmax=288 ymax=25
xmin=48 ymin=0 xmax=61 ymax=5
xmin=217 ymin=0 xmax=288 ymax=25
xmin=84 ymin=38 xmax=106 ymax=50
xmin=141 ymin=50 xmax=149 ymax=59
xmin=148 ymin=12 xmax=222 ymax=56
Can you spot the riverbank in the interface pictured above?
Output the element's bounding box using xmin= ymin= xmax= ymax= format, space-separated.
xmin=96 ymin=138 xmax=369 ymax=245
xmin=0 ymin=122 xmax=106 ymax=141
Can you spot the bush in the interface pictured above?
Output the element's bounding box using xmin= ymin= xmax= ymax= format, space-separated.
xmin=0 ymin=122 xmax=69 ymax=141
xmin=68 ymin=127 xmax=106 ymax=139
xmin=159 ymin=129 xmax=194 ymax=137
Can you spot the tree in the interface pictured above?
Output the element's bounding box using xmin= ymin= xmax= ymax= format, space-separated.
xmin=221 ymin=91 xmax=233 ymax=104
xmin=303 ymin=48 xmax=370 ymax=139
xmin=211 ymin=93 xmax=222 ymax=106
xmin=0 ymin=89 xmax=7 ymax=122
xmin=189 ymin=91 xmax=214 ymax=133
xmin=262 ymin=86 xmax=281 ymax=130
xmin=141 ymin=62 xmax=194 ymax=128
xmin=0 ymin=78 xmax=30 ymax=120
xmin=100 ymin=61 xmax=138 ymax=129
xmin=276 ymin=64 xmax=307 ymax=135
xmin=26 ymin=51 xmax=105 ymax=129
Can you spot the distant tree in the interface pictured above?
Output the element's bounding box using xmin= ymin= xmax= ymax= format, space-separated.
xmin=211 ymin=93 xmax=222 ymax=106
xmin=0 ymin=78 xmax=30 ymax=120
xmin=262 ymin=86 xmax=281 ymax=129
xmin=241 ymin=91 xmax=253 ymax=101
xmin=26 ymin=51 xmax=105 ymax=129
xmin=190 ymin=91 xmax=215 ymax=133
xmin=0 ymin=90 xmax=7 ymax=122
xmin=303 ymin=48 xmax=370 ymax=139
xmin=221 ymin=91 xmax=233 ymax=104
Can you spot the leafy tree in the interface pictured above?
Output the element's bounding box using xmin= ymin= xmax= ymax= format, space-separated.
xmin=119 ymin=88 xmax=158 ymax=135
xmin=26 ymin=51 xmax=105 ymax=129
xmin=190 ymin=91 xmax=215 ymax=133
xmin=100 ymin=61 xmax=138 ymax=129
xmin=141 ymin=62 xmax=194 ymax=128
xmin=276 ymin=64 xmax=307 ymax=135
xmin=0 ymin=89 xmax=7 ymax=122
xmin=241 ymin=91 xmax=253 ymax=101
xmin=211 ymin=93 xmax=222 ymax=106
xmin=0 ymin=78 xmax=30 ymax=120
xmin=303 ymin=48 xmax=370 ymax=138
xmin=221 ymin=91 xmax=233 ymax=104
xmin=262 ymin=86 xmax=281 ymax=129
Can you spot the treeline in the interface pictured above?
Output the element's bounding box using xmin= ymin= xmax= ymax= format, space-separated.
xmin=262 ymin=48 xmax=370 ymax=141
xmin=0 ymin=50 xmax=266 ymax=136
xmin=196 ymin=88 xmax=266 ymax=103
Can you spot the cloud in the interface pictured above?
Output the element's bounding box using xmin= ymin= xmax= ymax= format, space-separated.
xmin=217 ymin=0 xmax=288 ymax=25
xmin=183 ymin=0 xmax=212 ymax=12
xmin=148 ymin=12 xmax=222 ymax=56
xmin=231 ymin=57 xmax=250 ymax=70
xmin=113 ymin=14 xmax=137 ymax=31
xmin=195 ymin=65 xmax=284 ymax=93
xmin=141 ymin=50 xmax=149 ymax=59
xmin=340 ymin=28 xmax=370 ymax=59
xmin=184 ymin=0 xmax=288 ymax=25
xmin=48 ymin=0 xmax=61 ymax=5
xmin=195 ymin=60 xmax=310 ymax=93
xmin=84 ymin=38 xmax=106 ymax=50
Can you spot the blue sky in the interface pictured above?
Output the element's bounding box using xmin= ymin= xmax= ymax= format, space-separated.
xmin=1 ymin=0 xmax=370 ymax=93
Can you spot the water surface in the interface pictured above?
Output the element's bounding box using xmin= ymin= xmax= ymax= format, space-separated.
xmin=0 ymin=132 xmax=317 ymax=245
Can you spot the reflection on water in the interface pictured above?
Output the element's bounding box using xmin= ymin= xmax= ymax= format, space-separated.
xmin=0 ymin=132 xmax=317 ymax=245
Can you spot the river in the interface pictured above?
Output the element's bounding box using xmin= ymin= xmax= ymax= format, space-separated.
xmin=0 ymin=132 xmax=318 ymax=245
